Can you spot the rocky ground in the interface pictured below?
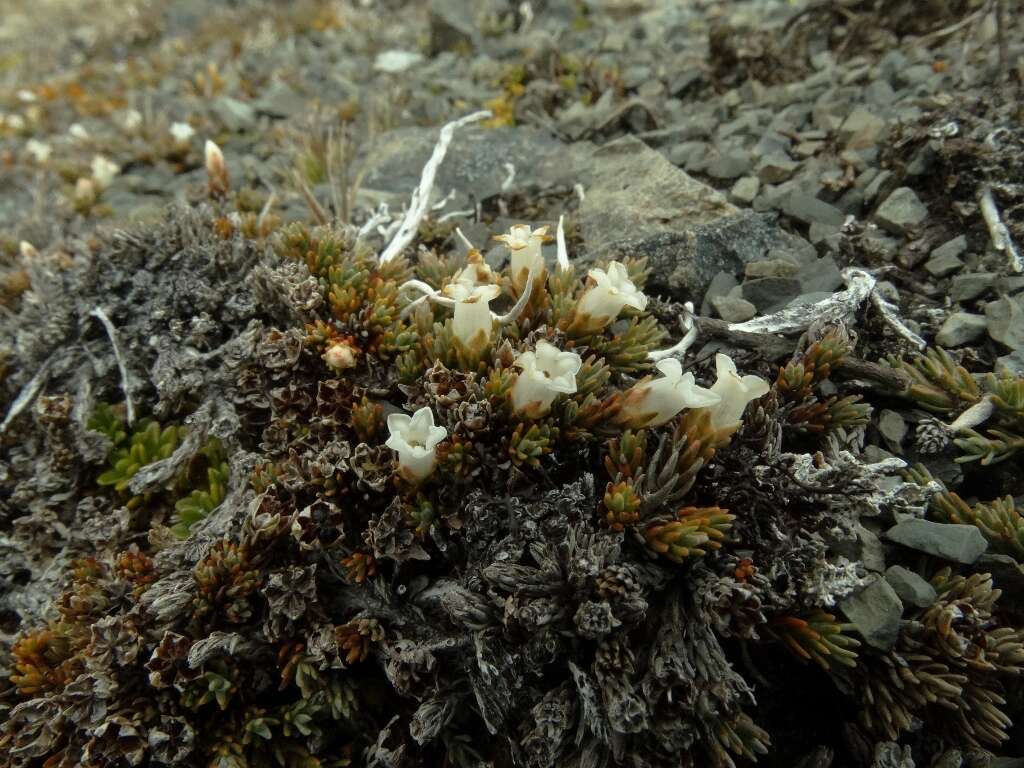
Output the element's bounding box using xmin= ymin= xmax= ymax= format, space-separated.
xmin=1 ymin=1 xmax=1023 ymax=767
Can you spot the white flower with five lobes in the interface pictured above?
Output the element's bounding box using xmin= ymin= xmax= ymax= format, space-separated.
xmin=576 ymin=261 xmax=647 ymax=328
xmin=442 ymin=254 xmax=500 ymax=352
xmin=385 ymin=407 xmax=447 ymax=481
xmin=619 ymin=358 xmax=720 ymax=427
xmin=495 ymin=224 xmax=549 ymax=290
xmin=703 ymin=353 xmax=770 ymax=429
xmin=510 ymin=340 xmax=583 ymax=417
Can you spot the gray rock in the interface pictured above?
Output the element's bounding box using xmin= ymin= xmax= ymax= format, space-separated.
xmin=799 ymin=256 xmax=843 ymax=293
xmin=862 ymin=169 xmax=893 ymax=202
xmin=711 ymin=295 xmax=757 ymax=323
xmin=839 ymin=108 xmax=887 ymax=148
xmin=729 ymin=176 xmax=760 ymax=205
xmin=783 ymin=191 xmax=844 ymax=227
xmin=700 ymin=271 xmax=739 ymax=316
xmin=865 ymin=79 xmax=897 ymax=106
xmin=211 ymin=97 xmax=257 ymax=132
xmin=885 ymin=519 xmax=987 ymax=564
xmin=985 ymin=295 xmax=1024 ymax=350
xmin=885 ymin=566 xmax=937 ymax=609
xmin=255 ymin=81 xmax=308 ymax=118
xmin=877 ymin=409 xmax=906 ymax=447
xmin=756 ymin=155 xmax=799 ymax=184
xmin=950 ymin=272 xmax=996 ymax=302
xmin=874 ymin=187 xmax=928 ymax=235
xmin=670 ymin=141 xmax=711 ymax=169
xmin=840 ymin=577 xmax=903 ymax=651
xmin=744 ymin=258 xmax=799 ymax=278
xmin=931 ymin=234 xmax=967 ymax=261
xmin=428 ymin=0 xmax=486 ymax=54
xmin=578 ymin=137 xmax=775 ymax=297
xmin=742 ymin=277 xmax=803 ymax=312
xmin=935 ymin=312 xmax=987 ymax=347
xmin=997 ymin=349 xmax=1024 ymax=375
xmin=707 ymin=148 xmax=753 ymax=180
xmin=924 ymin=252 xmax=963 ymax=278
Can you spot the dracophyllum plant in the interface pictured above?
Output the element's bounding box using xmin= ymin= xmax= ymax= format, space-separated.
xmin=618 ymin=358 xmax=720 ymax=428
xmin=442 ymin=253 xmax=501 ymax=353
xmin=511 ymin=339 xmax=583 ymax=418
xmin=385 ymin=407 xmax=447 ymax=482
xmin=703 ymin=353 xmax=770 ymax=429
xmin=495 ymin=224 xmax=549 ymax=292
xmin=575 ymin=261 xmax=648 ymax=332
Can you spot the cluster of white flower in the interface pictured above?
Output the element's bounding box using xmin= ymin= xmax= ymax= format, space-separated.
xmin=382 ymin=223 xmax=770 ymax=482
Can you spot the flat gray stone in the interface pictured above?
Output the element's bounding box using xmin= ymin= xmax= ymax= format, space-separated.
xmin=986 ymin=295 xmax=1024 ymax=350
xmin=936 ymin=312 xmax=987 ymax=347
xmin=840 ymin=577 xmax=903 ymax=651
xmin=711 ymin=295 xmax=757 ymax=323
xmin=877 ymin=409 xmax=906 ymax=447
xmin=742 ymin=277 xmax=803 ymax=312
xmin=729 ymin=176 xmax=760 ymax=205
xmin=799 ymin=256 xmax=843 ymax=293
xmin=924 ymin=251 xmax=963 ymax=278
xmin=745 ymin=258 xmax=799 ymax=278
xmin=254 ymin=81 xmax=308 ymax=118
xmin=211 ymin=97 xmax=257 ymax=133
xmin=707 ymin=148 xmax=753 ymax=180
xmin=885 ymin=519 xmax=987 ymax=564
xmin=885 ymin=566 xmax=937 ymax=608
xmin=839 ymin=108 xmax=887 ymax=148
xmin=931 ymin=234 xmax=967 ymax=261
xmin=700 ymin=270 xmax=739 ymax=316
xmin=578 ymin=137 xmax=775 ymax=297
xmin=783 ymin=191 xmax=844 ymax=227
xmin=874 ymin=187 xmax=928 ymax=235
xmin=756 ymin=154 xmax=799 ymax=184
xmin=950 ymin=272 xmax=996 ymax=302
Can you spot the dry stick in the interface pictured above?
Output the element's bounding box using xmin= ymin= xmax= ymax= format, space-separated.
xmin=0 ymin=357 xmax=52 ymax=433
xmin=979 ymin=184 xmax=1023 ymax=273
xmin=89 ymin=307 xmax=136 ymax=425
xmin=378 ymin=110 xmax=491 ymax=265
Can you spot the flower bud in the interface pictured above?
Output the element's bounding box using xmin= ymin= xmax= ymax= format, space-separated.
xmin=323 ymin=341 xmax=358 ymax=372
xmin=205 ymin=139 xmax=229 ymax=198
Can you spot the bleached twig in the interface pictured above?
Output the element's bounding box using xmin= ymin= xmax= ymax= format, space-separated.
xmin=949 ymin=396 xmax=995 ymax=432
xmin=357 ymin=202 xmax=391 ymax=242
xmin=495 ymin=261 xmax=540 ymax=325
xmin=979 ymin=185 xmax=1022 ymax=273
xmin=437 ymin=208 xmax=476 ymax=223
xmin=870 ymin=291 xmax=927 ymax=350
xmin=574 ymin=183 xmax=586 ymax=203
xmin=0 ymin=357 xmax=52 ymax=433
xmin=648 ymin=302 xmax=697 ymax=361
xmin=90 ymin=306 xmax=136 ymax=425
xmin=501 ymin=163 xmax=516 ymax=192
xmin=378 ymin=110 xmax=491 ymax=265
xmin=729 ymin=269 xmax=877 ymax=335
xmin=455 ymin=228 xmax=475 ymax=253
xmin=555 ymin=215 xmax=570 ymax=271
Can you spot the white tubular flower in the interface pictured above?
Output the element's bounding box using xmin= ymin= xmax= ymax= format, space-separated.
xmin=385 ymin=407 xmax=447 ymax=481
xmin=704 ymin=353 xmax=770 ymax=429
xmin=495 ymin=224 xmax=549 ymax=290
xmin=620 ymin=358 xmax=720 ymax=427
xmin=510 ymin=340 xmax=583 ymax=417
xmin=576 ymin=261 xmax=647 ymax=328
xmin=442 ymin=253 xmax=500 ymax=352
xmin=90 ymin=155 xmax=119 ymax=190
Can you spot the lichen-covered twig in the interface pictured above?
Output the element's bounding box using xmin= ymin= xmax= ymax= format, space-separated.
xmin=378 ymin=110 xmax=491 ymax=265
xmin=0 ymin=356 xmax=52 ymax=433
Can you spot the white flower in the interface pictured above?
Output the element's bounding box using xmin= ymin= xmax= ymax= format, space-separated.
xmin=26 ymin=139 xmax=51 ymax=163
xmin=703 ymin=353 xmax=770 ymax=429
xmin=169 ymin=121 xmax=195 ymax=144
xmin=90 ymin=155 xmax=119 ymax=190
xmin=510 ymin=339 xmax=583 ymax=417
xmin=620 ymin=358 xmax=720 ymax=427
xmin=495 ymin=224 xmax=549 ymax=290
xmin=69 ymin=123 xmax=89 ymax=141
xmin=205 ymin=139 xmax=229 ymax=196
xmin=385 ymin=407 xmax=447 ymax=481
xmin=577 ymin=261 xmax=647 ymax=327
xmin=442 ymin=255 xmax=500 ymax=352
